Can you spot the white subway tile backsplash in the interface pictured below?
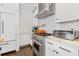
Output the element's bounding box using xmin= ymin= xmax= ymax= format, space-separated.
xmin=55 ymin=21 xmax=79 ymax=31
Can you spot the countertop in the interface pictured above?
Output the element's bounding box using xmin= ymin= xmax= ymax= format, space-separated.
xmin=0 ymin=36 xmax=4 ymax=43
xmin=46 ymin=36 xmax=79 ymax=47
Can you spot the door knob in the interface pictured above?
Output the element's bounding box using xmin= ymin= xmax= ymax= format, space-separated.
xmin=53 ymin=50 xmax=55 ymax=52
xmin=56 ymin=52 xmax=58 ymax=54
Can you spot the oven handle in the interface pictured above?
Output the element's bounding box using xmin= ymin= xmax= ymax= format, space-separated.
xmin=32 ymin=39 xmax=44 ymax=46
xmin=47 ymin=42 xmax=53 ymax=45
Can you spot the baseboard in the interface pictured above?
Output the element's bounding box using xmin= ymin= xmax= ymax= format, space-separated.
xmin=20 ymin=44 xmax=32 ymax=49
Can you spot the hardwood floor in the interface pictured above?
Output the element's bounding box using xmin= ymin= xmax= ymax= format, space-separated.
xmin=1 ymin=45 xmax=34 ymax=56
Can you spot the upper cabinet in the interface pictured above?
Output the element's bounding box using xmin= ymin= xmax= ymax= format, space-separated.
xmin=0 ymin=3 xmax=19 ymax=14
xmin=33 ymin=3 xmax=55 ymax=19
xmin=55 ymin=3 xmax=79 ymax=23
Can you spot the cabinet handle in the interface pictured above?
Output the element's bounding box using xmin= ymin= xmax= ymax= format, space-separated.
xmin=56 ymin=52 xmax=58 ymax=54
xmin=59 ymin=47 xmax=71 ymax=53
xmin=47 ymin=42 xmax=53 ymax=45
xmin=0 ymin=47 xmax=2 ymax=50
xmin=2 ymin=20 xmax=4 ymax=34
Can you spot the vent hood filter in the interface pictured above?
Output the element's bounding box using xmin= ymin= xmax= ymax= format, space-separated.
xmin=35 ymin=9 xmax=54 ymax=19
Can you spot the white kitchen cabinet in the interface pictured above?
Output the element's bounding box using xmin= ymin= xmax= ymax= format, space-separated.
xmin=0 ymin=3 xmax=19 ymax=14
xmin=0 ymin=41 xmax=16 ymax=54
xmin=45 ymin=37 xmax=79 ymax=56
xmin=45 ymin=38 xmax=58 ymax=56
xmin=58 ymin=42 xmax=79 ymax=56
xmin=0 ymin=13 xmax=17 ymax=41
xmin=45 ymin=40 xmax=53 ymax=56
xmin=0 ymin=3 xmax=19 ymax=54
xmin=56 ymin=3 xmax=73 ymax=20
xmin=55 ymin=3 xmax=79 ymax=23
xmin=0 ymin=12 xmax=18 ymax=54
xmin=55 ymin=3 xmax=64 ymax=20
xmin=45 ymin=42 xmax=57 ymax=56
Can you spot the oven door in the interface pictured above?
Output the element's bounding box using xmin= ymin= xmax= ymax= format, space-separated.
xmin=32 ymin=39 xmax=43 ymax=55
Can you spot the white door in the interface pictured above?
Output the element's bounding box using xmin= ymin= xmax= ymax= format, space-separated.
xmin=1 ymin=13 xmax=16 ymax=41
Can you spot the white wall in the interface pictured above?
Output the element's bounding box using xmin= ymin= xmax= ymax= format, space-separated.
xmin=50 ymin=19 xmax=79 ymax=32
xmin=19 ymin=3 xmax=33 ymax=46
xmin=19 ymin=3 xmax=55 ymax=47
xmin=19 ymin=3 xmax=33 ymax=33
xmin=44 ymin=15 xmax=55 ymax=33
xmin=19 ymin=3 xmax=79 ymax=47
xmin=35 ymin=15 xmax=55 ymax=33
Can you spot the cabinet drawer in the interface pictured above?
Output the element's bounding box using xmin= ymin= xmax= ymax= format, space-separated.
xmin=58 ymin=42 xmax=79 ymax=56
xmin=45 ymin=39 xmax=59 ymax=56
xmin=0 ymin=41 xmax=16 ymax=54
xmin=0 ymin=3 xmax=19 ymax=14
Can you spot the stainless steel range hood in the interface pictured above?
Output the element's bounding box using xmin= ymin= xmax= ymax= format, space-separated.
xmin=34 ymin=3 xmax=55 ymax=19
xmin=35 ymin=10 xmax=54 ymax=19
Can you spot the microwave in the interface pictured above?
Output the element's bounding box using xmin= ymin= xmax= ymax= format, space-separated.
xmin=65 ymin=30 xmax=79 ymax=40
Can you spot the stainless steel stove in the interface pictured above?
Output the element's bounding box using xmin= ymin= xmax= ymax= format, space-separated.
xmin=32 ymin=34 xmax=45 ymax=56
xmin=32 ymin=34 xmax=45 ymax=44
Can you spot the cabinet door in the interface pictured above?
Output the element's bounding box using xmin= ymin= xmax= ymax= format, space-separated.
xmin=58 ymin=42 xmax=79 ymax=56
xmin=45 ymin=39 xmax=57 ymax=56
xmin=1 ymin=13 xmax=17 ymax=41
xmin=56 ymin=3 xmax=79 ymax=21
xmin=0 ymin=41 xmax=16 ymax=54
xmin=0 ymin=3 xmax=19 ymax=14
xmin=45 ymin=41 xmax=53 ymax=56
xmin=56 ymin=3 xmax=65 ymax=20
xmin=45 ymin=44 xmax=51 ymax=56
xmin=56 ymin=3 xmax=72 ymax=20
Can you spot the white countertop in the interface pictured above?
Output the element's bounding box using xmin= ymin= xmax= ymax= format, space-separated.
xmin=46 ymin=36 xmax=79 ymax=47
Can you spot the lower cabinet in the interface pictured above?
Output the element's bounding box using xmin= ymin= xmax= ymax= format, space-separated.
xmin=58 ymin=42 xmax=79 ymax=56
xmin=45 ymin=38 xmax=58 ymax=56
xmin=0 ymin=41 xmax=16 ymax=54
xmin=45 ymin=38 xmax=79 ymax=56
